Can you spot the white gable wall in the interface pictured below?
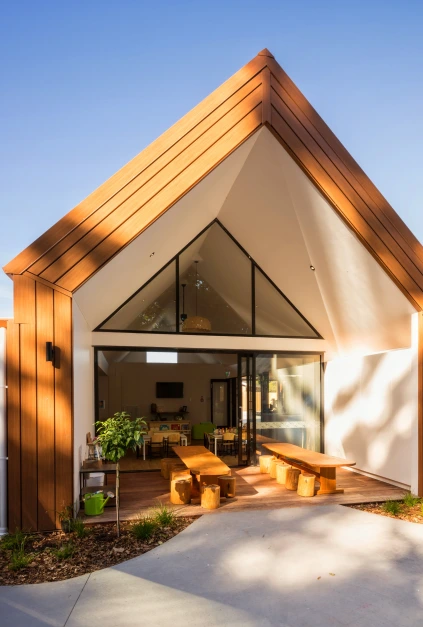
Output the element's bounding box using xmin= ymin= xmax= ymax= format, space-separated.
xmin=72 ymin=126 xmax=419 ymax=490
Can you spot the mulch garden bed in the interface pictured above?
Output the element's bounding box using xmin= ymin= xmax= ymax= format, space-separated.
xmin=348 ymin=496 xmax=423 ymax=524
xmin=0 ymin=516 xmax=194 ymax=586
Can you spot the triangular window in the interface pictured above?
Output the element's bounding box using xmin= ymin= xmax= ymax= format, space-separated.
xmin=97 ymin=221 xmax=320 ymax=338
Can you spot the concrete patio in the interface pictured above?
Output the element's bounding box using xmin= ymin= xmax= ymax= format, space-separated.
xmin=1 ymin=504 xmax=423 ymax=626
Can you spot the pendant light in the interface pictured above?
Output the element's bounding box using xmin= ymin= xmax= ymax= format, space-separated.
xmin=182 ymin=261 xmax=211 ymax=332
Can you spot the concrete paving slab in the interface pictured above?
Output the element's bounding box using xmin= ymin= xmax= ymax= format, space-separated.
xmin=0 ymin=573 xmax=89 ymax=626
xmin=2 ymin=505 xmax=423 ymax=626
xmin=66 ymin=505 xmax=423 ymax=626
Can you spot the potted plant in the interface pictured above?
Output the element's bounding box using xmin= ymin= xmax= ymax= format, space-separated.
xmin=95 ymin=412 xmax=146 ymax=537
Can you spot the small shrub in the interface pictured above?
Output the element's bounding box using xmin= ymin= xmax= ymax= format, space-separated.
xmin=8 ymin=540 xmax=33 ymax=571
xmin=71 ymin=518 xmax=90 ymax=538
xmin=53 ymin=542 xmax=75 ymax=560
xmin=9 ymin=551 xmax=33 ymax=571
xmin=382 ymin=500 xmax=401 ymax=516
xmin=152 ymin=502 xmax=177 ymax=528
xmin=131 ymin=517 xmax=157 ymax=541
xmin=403 ymin=492 xmax=420 ymax=508
xmin=1 ymin=529 xmax=28 ymax=552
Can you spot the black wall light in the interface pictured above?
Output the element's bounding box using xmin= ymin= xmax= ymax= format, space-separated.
xmin=46 ymin=342 xmax=54 ymax=362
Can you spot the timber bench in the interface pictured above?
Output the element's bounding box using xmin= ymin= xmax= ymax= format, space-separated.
xmin=263 ymin=443 xmax=356 ymax=495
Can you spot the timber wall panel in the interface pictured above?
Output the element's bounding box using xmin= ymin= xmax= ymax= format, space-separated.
xmin=6 ymin=321 xmax=21 ymax=530
xmin=5 ymin=50 xmax=423 ymax=310
xmin=266 ymin=57 xmax=423 ymax=266
xmin=40 ymin=91 xmax=263 ymax=287
xmin=4 ymin=55 xmax=269 ymax=276
xmin=19 ymin=278 xmax=37 ymax=530
xmin=56 ymin=105 xmax=263 ymax=292
xmin=269 ymin=75 xmax=423 ymax=284
xmin=6 ymin=276 xmax=73 ymax=531
xmin=53 ymin=290 xmax=73 ymax=526
xmin=30 ymin=76 xmax=264 ymax=278
xmin=269 ymin=105 xmax=423 ymax=309
xmin=36 ymin=283 xmax=55 ymax=530
xmin=269 ymin=74 xmax=423 ymax=276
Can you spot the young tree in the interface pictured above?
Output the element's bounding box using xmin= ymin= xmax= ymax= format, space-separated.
xmin=95 ymin=412 xmax=146 ymax=536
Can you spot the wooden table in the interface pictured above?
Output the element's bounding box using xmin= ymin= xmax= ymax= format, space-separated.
xmin=173 ymin=445 xmax=231 ymax=477
xmin=263 ymin=443 xmax=356 ymax=495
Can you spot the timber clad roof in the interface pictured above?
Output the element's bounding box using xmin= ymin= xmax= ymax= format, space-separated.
xmin=4 ymin=49 xmax=423 ymax=309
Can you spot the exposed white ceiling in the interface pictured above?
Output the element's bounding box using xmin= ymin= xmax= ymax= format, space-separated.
xmin=75 ymin=127 xmax=415 ymax=357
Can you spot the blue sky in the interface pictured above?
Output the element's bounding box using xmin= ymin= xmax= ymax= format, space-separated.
xmin=1 ymin=0 xmax=422 ymax=317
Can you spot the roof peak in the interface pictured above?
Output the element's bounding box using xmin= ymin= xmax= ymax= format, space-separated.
xmin=257 ymin=48 xmax=274 ymax=59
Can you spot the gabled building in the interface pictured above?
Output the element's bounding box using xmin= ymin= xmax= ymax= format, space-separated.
xmin=3 ymin=49 xmax=423 ymax=530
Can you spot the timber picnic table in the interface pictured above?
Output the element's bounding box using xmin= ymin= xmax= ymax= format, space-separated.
xmin=263 ymin=443 xmax=356 ymax=495
xmin=173 ymin=445 xmax=231 ymax=479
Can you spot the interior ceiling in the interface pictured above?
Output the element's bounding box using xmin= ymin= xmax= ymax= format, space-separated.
xmin=75 ymin=127 xmax=415 ymax=356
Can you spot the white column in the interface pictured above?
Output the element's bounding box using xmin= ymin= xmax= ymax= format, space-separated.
xmin=410 ymin=312 xmax=420 ymax=495
xmin=0 ymin=327 xmax=7 ymax=535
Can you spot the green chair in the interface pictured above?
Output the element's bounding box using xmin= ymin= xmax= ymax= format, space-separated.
xmin=192 ymin=422 xmax=214 ymax=441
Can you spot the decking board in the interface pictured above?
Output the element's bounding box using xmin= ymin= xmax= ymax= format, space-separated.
xmin=84 ymin=466 xmax=406 ymax=523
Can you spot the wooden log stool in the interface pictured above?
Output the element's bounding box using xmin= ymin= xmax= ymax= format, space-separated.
xmin=218 ymin=475 xmax=236 ymax=498
xmin=190 ymin=469 xmax=201 ymax=498
xmin=170 ymin=478 xmax=191 ymax=505
xmin=169 ymin=466 xmax=191 ymax=481
xmin=160 ymin=458 xmax=174 ymax=478
xmin=259 ymin=455 xmax=274 ymax=473
xmin=269 ymin=457 xmax=283 ymax=479
xmin=285 ymin=468 xmax=301 ymax=491
xmin=199 ymin=474 xmax=220 ymax=494
xmin=276 ymin=463 xmax=291 ymax=485
xmin=162 ymin=458 xmax=185 ymax=480
xmin=201 ymin=484 xmax=220 ymax=510
xmin=297 ymin=473 xmax=315 ymax=497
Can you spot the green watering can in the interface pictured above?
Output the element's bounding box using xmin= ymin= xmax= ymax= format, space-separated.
xmin=84 ymin=491 xmax=115 ymax=516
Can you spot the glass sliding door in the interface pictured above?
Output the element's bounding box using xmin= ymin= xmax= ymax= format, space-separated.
xmin=238 ymin=355 xmax=256 ymax=465
xmin=255 ymin=354 xmax=322 ymax=456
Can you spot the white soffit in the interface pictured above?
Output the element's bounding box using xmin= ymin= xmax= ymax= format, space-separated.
xmin=217 ymin=128 xmax=415 ymax=354
xmin=73 ymin=132 xmax=260 ymax=330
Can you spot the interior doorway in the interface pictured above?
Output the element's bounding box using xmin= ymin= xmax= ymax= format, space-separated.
xmin=210 ymin=379 xmax=237 ymax=428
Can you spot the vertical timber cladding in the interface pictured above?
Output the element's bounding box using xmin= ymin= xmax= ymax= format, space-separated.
xmin=7 ymin=275 xmax=73 ymax=530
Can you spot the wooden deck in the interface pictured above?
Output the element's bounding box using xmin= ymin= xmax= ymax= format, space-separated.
xmin=84 ymin=466 xmax=406 ymax=523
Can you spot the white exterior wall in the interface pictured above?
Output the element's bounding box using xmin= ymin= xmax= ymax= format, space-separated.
xmin=73 ymin=302 xmax=94 ymax=508
xmin=324 ymin=314 xmax=418 ymax=490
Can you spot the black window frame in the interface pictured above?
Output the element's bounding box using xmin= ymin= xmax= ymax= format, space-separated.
xmin=94 ymin=219 xmax=322 ymax=340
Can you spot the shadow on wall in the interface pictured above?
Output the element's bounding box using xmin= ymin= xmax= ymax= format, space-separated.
xmin=325 ymin=349 xmax=415 ymax=485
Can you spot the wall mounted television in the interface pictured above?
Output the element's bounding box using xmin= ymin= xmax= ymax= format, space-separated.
xmin=156 ymin=382 xmax=184 ymax=398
